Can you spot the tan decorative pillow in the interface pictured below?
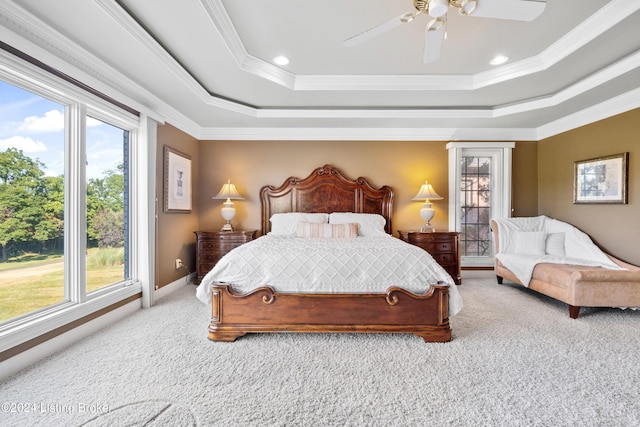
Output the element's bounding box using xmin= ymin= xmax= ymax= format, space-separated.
xmin=296 ymin=222 xmax=358 ymax=239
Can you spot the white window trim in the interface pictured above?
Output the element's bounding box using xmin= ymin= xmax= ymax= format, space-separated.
xmin=0 ymin=46 xmax=155 ymax=354
xmin=447 ymin=142 xmax=514 ymax=267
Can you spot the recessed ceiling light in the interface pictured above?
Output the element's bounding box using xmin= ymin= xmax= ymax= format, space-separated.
xmin=273 ymin=55 xmax=290 ymax=66
xmin=490 ymin=55 xmax=509 ymax=66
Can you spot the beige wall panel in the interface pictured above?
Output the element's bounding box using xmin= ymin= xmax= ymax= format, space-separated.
xmin=156 ymin=124 xmax=200 ymax=288
xmin=198 ymin=139 xmax=538 ymax=237
xmin=512 ymin=141 xmax=538 ymax=217
xmin=198 ymin=140 xmax=452 ymax=236
xmin=538 ymin=108 xmax=640 ymax=265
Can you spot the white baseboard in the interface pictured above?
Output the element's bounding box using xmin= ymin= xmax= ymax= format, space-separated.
xmin=155 ymin=272 xmax=196 ymax=301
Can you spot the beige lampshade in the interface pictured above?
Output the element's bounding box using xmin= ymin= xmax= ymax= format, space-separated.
xmin=411 ymin=181 xmax=443 ymax=202
xmin=213 ymin=180 xmax=244 ymax=201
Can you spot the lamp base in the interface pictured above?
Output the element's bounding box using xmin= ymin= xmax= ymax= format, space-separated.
xmin=418 ymin=204 xmax=436 ymax=232
xmin=420 ymin=222 xmax=436 ymax=233
xmin=220 ymin=202 xmax=236 ymax=232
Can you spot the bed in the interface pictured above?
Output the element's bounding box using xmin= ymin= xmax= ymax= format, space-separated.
xmin=196 ymin=164 xmax=463 ymax=342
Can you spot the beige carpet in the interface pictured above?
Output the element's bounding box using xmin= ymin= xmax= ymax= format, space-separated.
xmin=1 ymin=271 xmax=639 ymax=426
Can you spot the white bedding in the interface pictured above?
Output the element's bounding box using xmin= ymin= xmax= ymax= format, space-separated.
xmin=493 ymin=216 xmax=624 ymax=286
xmin=196 ymin=234 xmax=463 ymax=316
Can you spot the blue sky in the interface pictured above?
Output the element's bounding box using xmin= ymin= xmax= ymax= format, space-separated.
xmin=0 ymin=80 xmax=125 ymax=179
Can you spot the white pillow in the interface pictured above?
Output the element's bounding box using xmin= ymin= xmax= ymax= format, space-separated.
xmin=545 ymin=232 xmax=565 ymax=257
xmin=329 ymin=213 xmax=387 ymax=236
xmin=269 ymin=213 xmax=328 ymax=236
xmin=513 ymin=231 xmax=546 ymax=256
xmin=296 ymin=222 xmax=358 ymax=239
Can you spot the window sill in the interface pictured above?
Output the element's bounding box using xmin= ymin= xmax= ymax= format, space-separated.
xmin=0 ymin=282 xmax=142 ymax=355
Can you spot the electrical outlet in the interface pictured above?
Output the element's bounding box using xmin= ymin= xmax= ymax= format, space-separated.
xmin=175 ymin=259 xmax=183 ymax=269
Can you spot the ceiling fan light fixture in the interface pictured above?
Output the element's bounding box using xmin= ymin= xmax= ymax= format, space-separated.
xmin=427 ymin=17 xmax=445 ymax=32
xmin=401 ymin=11 xmax=417 ymax=23
xmin=428 ymin=0 xmax=449 ymax=18
xmin=456 ymin=0 xmax=477 ymax=16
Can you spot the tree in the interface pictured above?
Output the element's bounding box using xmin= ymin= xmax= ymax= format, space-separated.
xmin=87 ymin=164 xmax=124 ymax=248
xmin=90 ymin=209 xmax=124 ymax=248
xmin=0 ymin=148 xmax=48 ymax=261
xmin=34 ymin=175 xmax=64 ymax=251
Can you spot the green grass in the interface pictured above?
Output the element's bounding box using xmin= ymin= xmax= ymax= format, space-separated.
xmin=87 ymin=247 xmax=124 ymax=267
xmin=0 ymin=248 xmax=125 ymax=323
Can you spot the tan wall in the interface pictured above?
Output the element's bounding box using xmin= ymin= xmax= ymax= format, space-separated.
xmin=538 ymin=108 xmax=640 ymax=265
xmin=155 ymin=109 xmax=638 ymax=286
xmin=155 ymin=124 xmax=199 ymax=288
xmin=197 ymin=139 xmax=538 ymax=235
xmin=512 ymin=141 xmax=538 ymax=217
xmin=198 ymin=140 xmax=448 ymax=235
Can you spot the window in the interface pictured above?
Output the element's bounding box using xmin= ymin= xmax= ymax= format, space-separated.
xmin=0 ymin=82 xmax=66 ymax=321
xmin=0 ymin=46 xmax=152 ymax=355
xmin=447 ymin=142 xmax=514 ymax=267
xmin=460 ymin=156 xmax=492 ymax=258
xmin=85 ymin=118 xmax=128 ymax=294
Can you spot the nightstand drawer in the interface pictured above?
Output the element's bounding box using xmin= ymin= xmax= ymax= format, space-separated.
xmin=194 ymin=230 xmax=257 ymax=284
xmin=431 ymin=252 xmax=455 ymax=266
xmin=398 ymin=230 xmax=461 ymax=285
xmin=198 ymin=261 xmax=217 ymax=274
xmin=421 ymin=242 xmax=454 ymax=253
xmin=198 ymin=240 xmax=243 ymax=253
xmin=406 ymin=234 xmax=451 ymax=244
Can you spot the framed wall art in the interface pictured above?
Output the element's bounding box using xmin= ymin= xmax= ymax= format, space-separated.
xmin=164 ymin=146 xmax=192 ymax=212
xmin=574 ymin=152 xmax=628 ymax=204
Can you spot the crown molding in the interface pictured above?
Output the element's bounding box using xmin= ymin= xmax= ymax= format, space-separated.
xmin=254 ymin=108 xmax=494 ymax=119
xmin=2 ymin=0 xmax=638 ymax=143
xmin=205 ymin=0 xmax=639 ymax=93
xmin=199 ymin=0 xmax=296 ymax=89
xmin=95 ymin=0 xmax=256 ymax=117
xmin=198 ymin=88 xmax=640 ymax=141
xmin=90 ymin=0 xmax=640 ymax=122
xmin=196 ymin=126 xmax=539 ymax=142
xmin=536 ymin=87 xmax=640 ymax=140
xmin=0 ymin=0 xmax=169 ymax=123
xmin=495 ymin=50 xmax=640 ymax=117
xmin=473 ymin=0 xmax=639 ymax=89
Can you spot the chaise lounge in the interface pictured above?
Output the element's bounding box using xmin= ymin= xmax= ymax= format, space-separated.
xmin=490 ymin=216 xmax=640 ymax=318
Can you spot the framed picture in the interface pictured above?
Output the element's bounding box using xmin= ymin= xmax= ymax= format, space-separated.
xmin=574 ymin=152 xmax=628 ymax=204
xmin=164 ymin=146 xmax=192 ymax=212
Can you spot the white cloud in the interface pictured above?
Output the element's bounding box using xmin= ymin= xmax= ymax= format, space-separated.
xmin=87 ymin=117 xmax=102 ymax=127
xmin=0 ymin=135 xmax=47 ymax=152
xmin=18 ymin=109 xmax=64 ymax=133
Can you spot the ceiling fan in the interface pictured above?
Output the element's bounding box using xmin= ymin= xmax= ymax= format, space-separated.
xmin=344 ymin=0 xmax=547 ymax=63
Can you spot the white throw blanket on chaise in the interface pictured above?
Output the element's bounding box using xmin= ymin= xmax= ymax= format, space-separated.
xmin=492 ymin=215 xmax=624 ymax=286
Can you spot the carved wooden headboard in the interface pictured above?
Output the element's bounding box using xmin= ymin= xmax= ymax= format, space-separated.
xmin=260 ymin=164 xmax=394 ymax=235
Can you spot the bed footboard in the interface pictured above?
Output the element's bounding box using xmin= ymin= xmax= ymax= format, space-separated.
xmin=208 ymin=284 xmax=451 ymax=343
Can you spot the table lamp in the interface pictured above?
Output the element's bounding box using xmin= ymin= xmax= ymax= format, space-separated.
xmin=213 ymin=179 xmax=244 ymax=231
xmin=411 ymin=181 xmax=443 ymax=232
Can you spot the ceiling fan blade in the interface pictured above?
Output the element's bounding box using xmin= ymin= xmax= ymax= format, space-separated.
xmin=423 ymin=23 xmax=445 ymax=64
xmin=344 ymin=12 xmax=416 ymax=47
xmin=471 ymin=0 xmax=546 ymax=22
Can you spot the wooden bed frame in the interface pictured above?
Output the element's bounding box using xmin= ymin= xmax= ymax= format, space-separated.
xmin=207 ymin=164 xmax=451 ymax=342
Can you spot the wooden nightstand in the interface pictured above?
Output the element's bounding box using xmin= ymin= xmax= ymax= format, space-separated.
xmin=398 ymin=231 xmax=461 ymax=285
xmin=194 ymin=230 xmax=257 ymax=284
